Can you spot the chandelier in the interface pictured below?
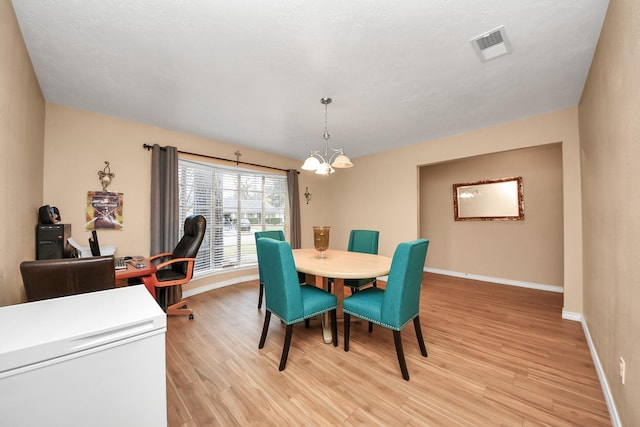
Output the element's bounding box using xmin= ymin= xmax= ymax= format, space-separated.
xmin=301 ymin=97 xmax=353 ymax=175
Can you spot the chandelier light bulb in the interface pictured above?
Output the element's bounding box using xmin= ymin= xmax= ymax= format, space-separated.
xmin=315 ymin=162 xmax=334 ymax=175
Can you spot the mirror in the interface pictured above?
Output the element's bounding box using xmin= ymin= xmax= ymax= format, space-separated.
xmin=453 ymin=176 xmax=524 ymax=221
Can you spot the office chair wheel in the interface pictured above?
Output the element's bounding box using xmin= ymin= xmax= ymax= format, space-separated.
xmin=189 ymin=314 xmax=194 ymax=320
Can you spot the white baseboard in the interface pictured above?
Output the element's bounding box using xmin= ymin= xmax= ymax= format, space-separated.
xmin=424 ymin=267 xmax=564 ymax=293
xmin=561 ymin=309 xmax=583 ymax=322
xmin=182 ymin=274 xmax=259 ymax=298
xmin=581 ymin=318 xmax=621 ymax=427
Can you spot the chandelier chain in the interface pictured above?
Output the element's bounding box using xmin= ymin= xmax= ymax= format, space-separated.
xmin=324 ymin=101 xmax=330 ymax=141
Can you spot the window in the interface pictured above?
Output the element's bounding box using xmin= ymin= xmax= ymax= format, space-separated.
xmin=178 ymin=159 xmax=288 ymax=274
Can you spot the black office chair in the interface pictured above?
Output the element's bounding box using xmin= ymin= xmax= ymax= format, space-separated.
xmin=20 ymin=256 xmax=116 ymax=302
xmin=141 ymin=215 xmax=206 ymax=319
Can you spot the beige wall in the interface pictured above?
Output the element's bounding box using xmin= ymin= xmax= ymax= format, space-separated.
xmin=39 ymin=103 xmax=581 ymax=309
xmin=419 ymin=144 xmax=564 ymax=286
xmin=0 ymin=0 xmax=584 ymax=322
xmin=0 ymin=0 xmax=46 ymax=306
xmin=43 ymin=104 xmax=326 ymax=294
xmin=579 ymin=0 xmax=639 ymax=424
xmin=322 ymin=108 xmax=582 ymax=313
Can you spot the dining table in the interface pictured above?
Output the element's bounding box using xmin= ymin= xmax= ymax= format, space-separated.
xmin=292 ymin=248 xmax=392 ymax=343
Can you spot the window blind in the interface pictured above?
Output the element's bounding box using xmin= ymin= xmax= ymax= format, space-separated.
xmin=178 ymin=159 xmax=287 ymax=274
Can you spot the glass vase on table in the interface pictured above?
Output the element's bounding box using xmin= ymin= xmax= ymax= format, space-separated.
xmin=313 ymin=226 xmax=330 ymax=258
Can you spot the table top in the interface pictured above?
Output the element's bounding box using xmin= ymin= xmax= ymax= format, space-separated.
xmin=292 ymin=248 xmax=391 ymax=279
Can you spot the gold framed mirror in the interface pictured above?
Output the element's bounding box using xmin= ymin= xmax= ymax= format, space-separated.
xmin=453 ymin=176 xmax=524 ymax=221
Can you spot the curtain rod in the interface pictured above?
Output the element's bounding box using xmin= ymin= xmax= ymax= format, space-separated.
xmin=142 ymin=144 xmax=298 ymax=174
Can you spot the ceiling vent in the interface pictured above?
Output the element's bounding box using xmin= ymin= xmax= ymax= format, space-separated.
xmin=470 ymin=26 xmax=512 ymax=62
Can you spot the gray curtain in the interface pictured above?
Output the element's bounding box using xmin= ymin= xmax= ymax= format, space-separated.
xmin=287 ymin=169 xmax=301 ymax=248
xmin=150 ymin=144 xmax=179 ymax=254
xmin=150 ymin=144 xmax=181 ymax=306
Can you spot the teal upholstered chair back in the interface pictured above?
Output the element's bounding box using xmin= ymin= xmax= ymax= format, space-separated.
xmin=254 ymin=230 xmax=285 ymax=242
xmin=256 ymin=237 xmax=304 ymax=323
xmin=254 ymin=230 xmax=285 ymax=281
xmin=347 ymin=230 xmax=379 ymax=255
xmin=380 ymin=239 xmax=429 ymax=330
xmin=341 ymin=230 xmax=380 ymax=291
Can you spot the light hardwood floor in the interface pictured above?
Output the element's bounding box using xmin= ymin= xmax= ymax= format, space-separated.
xmin=165 ymin=273 xmax=611 ymax=426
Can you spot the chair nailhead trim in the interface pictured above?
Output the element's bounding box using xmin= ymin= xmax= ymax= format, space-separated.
xmin=342 ymin=310 xmax=414 ymax=331
xmin=286 ymin=305 xmax=338 ymax=325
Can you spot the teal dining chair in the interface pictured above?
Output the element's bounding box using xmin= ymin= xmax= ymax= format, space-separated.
xmin=345 ymin=229 xmax=380 ymax=292
xmin=329 ymin=229 xmax=380 ymax=294
xmin=254 ymin=230 xmax=308 ymax=309
xmin=342 ymin=239 xmax=429 ymax=380
xmin=254 ymin=230 xmax=285 ymax=309
xmin=256 ymin=237 xmax=338 ymax=371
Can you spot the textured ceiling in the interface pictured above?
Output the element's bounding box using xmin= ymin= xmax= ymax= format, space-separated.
xmin=12 ymin=0 xmax=609 ymax=162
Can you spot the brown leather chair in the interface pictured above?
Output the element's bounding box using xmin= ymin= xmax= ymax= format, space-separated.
xmin=20 ymin=256 xmax=116 ymax=302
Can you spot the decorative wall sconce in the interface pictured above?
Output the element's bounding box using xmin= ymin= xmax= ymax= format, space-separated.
xmin=304 ymin=187 xmax=312 ymax=204
xmin=98 ymin=161 xmax=115 ymax=191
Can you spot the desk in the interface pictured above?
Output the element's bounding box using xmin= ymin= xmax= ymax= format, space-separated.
xmin=115 ymin=258 xmax=156 ymax=280
xmin=115 ymin=258 xmax=157 ymax=297
xmin=292 ymin=249 xmax=392 ymax=342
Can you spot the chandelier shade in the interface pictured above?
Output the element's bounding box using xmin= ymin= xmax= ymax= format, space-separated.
xmin=301 ymin=156 xmax=321 ymax=171
xmin=301 ymin=97 xmax=353 ymax=175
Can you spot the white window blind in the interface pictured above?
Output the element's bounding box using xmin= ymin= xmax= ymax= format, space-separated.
xmin=178 ymin=159 xmax=287 ymax=274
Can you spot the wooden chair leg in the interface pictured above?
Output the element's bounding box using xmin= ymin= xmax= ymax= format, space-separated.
xmin=393 ymin=330 xmax=410 ymax=381
xmin=259 ymin=311 xmax=271 ymax=349
xmin=258 ymin=282 xmax=264 ymax=309
xmin=413 ymin=316 xmax=428 ymax=357
xmin=344 ymin=313 xmax=351 ymax=351
xmin=368 ymin=321 xmax=373 ymax=333
xmin=330 ymin=309 xmax=338 ymax=347
xmin=279 ymin=324 xmax=294 ymax=371
xmin=166 ymin=300 xmax=194 ymax=319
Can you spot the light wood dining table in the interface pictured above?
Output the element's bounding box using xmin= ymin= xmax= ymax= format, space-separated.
xmin=292 ymin=248 xmax=392 ymax=343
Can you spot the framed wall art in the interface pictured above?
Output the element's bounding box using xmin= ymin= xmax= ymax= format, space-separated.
xmin=453 ymin=176 xmax=524 ymax=221
xmin=86 ymin=191 xmax=124 ymax=230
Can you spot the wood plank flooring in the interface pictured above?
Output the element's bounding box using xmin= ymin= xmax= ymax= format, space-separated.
xmin=165 ymin=273 xmax=611 ymax=426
